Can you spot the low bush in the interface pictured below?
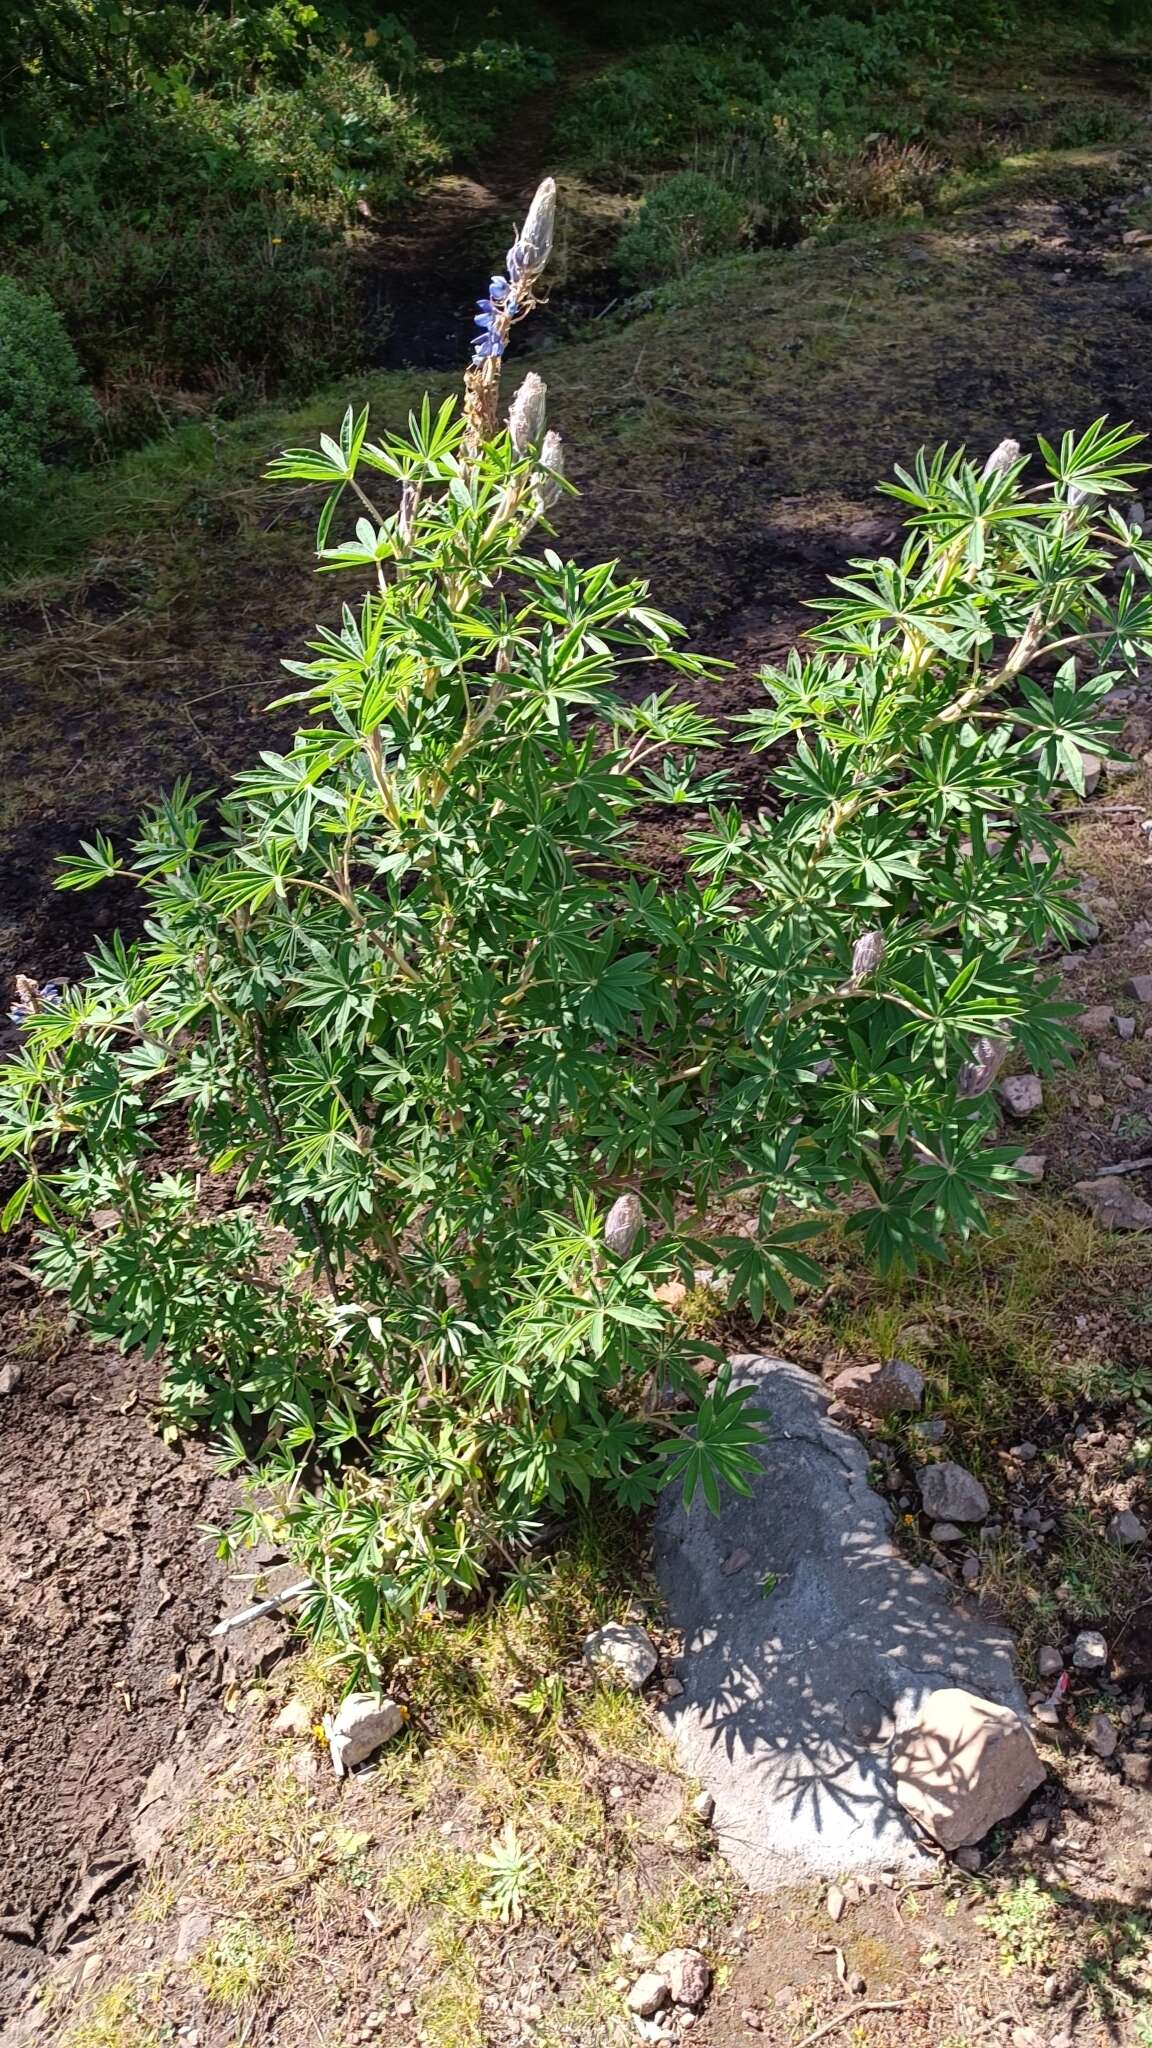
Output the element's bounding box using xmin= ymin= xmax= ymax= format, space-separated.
xmin=5 ymin=179 xmax=1152 ymax=1678
xmin=617 ymin=172 xmax=750 ymax=284
xmin=0 ymin=278 xmax=98 ymax=508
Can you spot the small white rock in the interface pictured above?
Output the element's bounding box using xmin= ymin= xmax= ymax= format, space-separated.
xmin=627 ymin=1971 xmax=671 ymax=2017
xmin=1071 ymin=1630 xmax=1108 ymax=1672
xmin=998 ymin=1074 xmax=1044 ymax=1120
xmin=326 ymin=1693 xmax=405 ymax=1776
xmin=584 ymin=1622 xmax=659 ymax=1691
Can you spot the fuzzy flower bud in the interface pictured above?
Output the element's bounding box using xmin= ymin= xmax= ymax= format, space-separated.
xmin=536 ymin=429 xmax=565 ymax=510
xmin=956 ymin=1034 xmax=1010 ymax=1099
xmin=507 ymin=371 xmax=547 ymax=455
xmin=850 ymin=929 xmax=886 ymax=983
xmin=981 ymin=437 xmax=1020 ymax=480
xmin=507 ymin=177 xmax=556 ymax=285
xmin=604 ymin=1191 xmax=643 ymax=1257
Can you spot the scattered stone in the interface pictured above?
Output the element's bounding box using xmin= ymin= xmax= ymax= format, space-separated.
xmin=961 ymin=1554 xmax=981 ymax=1586
xmin=1015 ymin=1155 xmax=1047 ymax=1183
xmin=584 ymin=1622 xmax=659 ymax=1691
xmin=656 ymin=1356 xmax=1032 ymax=1885
xmin=1033 ymin=1703 xmax=1062 ymax=1727
xmin=656 ymin=1949 xmax=710 ymax=2008
xmin=830 ymin=1357 xmax=924 ymax=1418
xmin=692 ymin=1791 xmax=715 ymax=1825
xmin=326 ymin=1693 xmax=405 ymax=1776
xmin=918 ymin=1462 xmax=990 ymax=1524
xmin=173 ymin=1911 xmax=212 ymax=1963
xmin=663 ymin=1675 xmax=685 ymax=1698
xmin=1128 ymin=975 xmax=1152 ymax=1004
xmin=1086 ymin=1713 xmax=1118 ymax=1759
xmin=627 ymin=1972 xmax=670 ymax=2017
xmin=1121 ymin=1753 xmax=1152 ymax=1785
xmin=930 ymin=1522 xmax=964 ymax=1545
xmin=1069 ymin=904 xmax=1100 ymax=946
xmin=1078 ymin=751 xmax=1103 ymax=796
xmin=825 ymin=1884 xmax=846 ymax=1922
xmin=1072 ymin=1630 xmax=1109 ymax=1672
xmin=1076 ymin=1005 xmax=1115 ymax=1038
xmin=46 ymin=1382 xmax=78 ymax=1409
xmin=0 ymin=1362 xmax=23 ymax=1396
xmin=1116 ymin=1016 xmax=1137 ymax=1041
xmin=1037 ymin=1648 xmax=1064 ymax=1679
xmin=998 ymin=1074 xmax=1044 ymax=1119
xmin=1011 ymin=1442 xmax=1040 ymax=1463
xmin=1109 ymin=1510 xmax=1147 ymax=1548
xmin=605 ymin=1192 xmax=644 ymax=1256
xmin=1072 ymin=1178 xmax=1152 ymax=1231
xmin=954 ymin=1845 xmax=982 ymax=1874
xmin=271 ymin=1697 xmax=312 ymax=1737
xmin=891 ymin=1689 xmax=1046 ymax=1849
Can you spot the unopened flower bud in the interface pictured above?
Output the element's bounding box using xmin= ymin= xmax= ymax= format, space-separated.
xmin=537 ymin=429 xmax=565 ymax=509
xmin=604 ymin=1191 xmax=643 ymax=1257
xmin=508 ymin=371 xmax=547 ymax=455
xmin=956 ymin=1034 xmax=1010 ymax=1098
xmin=507 ymin=176 xmax=556 ymax=284
xmin=850 ymin=929 xmax=886 ymax=982
xmin=981 ymin=437 xmax=1020 ymax=480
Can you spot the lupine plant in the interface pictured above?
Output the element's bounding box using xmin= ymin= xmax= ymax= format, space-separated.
xmin=4 ymin=175 xmax=1152 ymax=1676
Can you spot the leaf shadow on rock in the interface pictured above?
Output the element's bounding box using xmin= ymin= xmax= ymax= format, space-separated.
xmin=653 ymin=1355 xmax=1033 ymax=1887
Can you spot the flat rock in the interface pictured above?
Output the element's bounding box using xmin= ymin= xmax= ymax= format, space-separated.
xmin=1086 ymin=1712 xmax=1117 ymax=1759
xmin=998 ymin=1074 xmax=1044 ymax=1119
xmin=1129 ymin=975 xmax=1152 ymax=1004
xmin=326 ymin=1693 xmax=405 ymax=1776
xmin=1076 ymin=1005 xmax=1115 ymax=1037
xmin=918 ymin=1461 xmax=990 ymax=1524
xmin=627 ymin=1971 xmax=670 ymax=2016
xmin=891 ymin=1689 xmax=1044 ymax=1848
xmin=830 ymin=1357 xmax=924 ymax=1418
xmin=653 ymin=1356 xmax=1028 ymax=1889
xmin=584 ymin=1621 xmax=659 ymax=1691
xmin=1072 ymin=1178 xmax=1152 ymax=1231
xmin=1109 ymin=1509 xmax=1147 ymax=1548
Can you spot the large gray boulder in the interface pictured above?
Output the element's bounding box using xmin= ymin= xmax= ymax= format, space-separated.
xmin=653 ymin=1356 xmax=1029 ymax=1889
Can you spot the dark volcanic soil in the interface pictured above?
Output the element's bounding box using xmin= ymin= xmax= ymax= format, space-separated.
xmin=0 ymin=1260 xmax=229 ymax=2015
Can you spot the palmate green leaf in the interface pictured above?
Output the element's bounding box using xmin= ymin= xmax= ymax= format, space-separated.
xmin=663 ymin=1373 xmax=770 ymax=1514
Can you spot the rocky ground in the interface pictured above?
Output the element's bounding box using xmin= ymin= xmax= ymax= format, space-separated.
xmin=2 ymin=42 xmax=1152 ymax=2048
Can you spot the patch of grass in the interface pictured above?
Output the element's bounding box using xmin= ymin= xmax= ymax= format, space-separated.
xmin=190 ymin=1915 xmax=295 ymax=2010
xmin=576 ymin=1681 xmax=671 ymax=1764
xmin=636 ymin=1866 xmax=740 ymax=1954
xmin=418 ymin=1924 xmax=485 ymax=2048
xmin=56 ymin=1982 xmax=165 ymax=2048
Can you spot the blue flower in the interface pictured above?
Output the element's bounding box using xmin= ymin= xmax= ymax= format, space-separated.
xmin=9 ymin=979 xmax=61 ymax=1023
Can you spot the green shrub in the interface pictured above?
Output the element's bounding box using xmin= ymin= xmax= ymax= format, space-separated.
xmin=617 ymin=172 xmax=750 ymax=283
xmin=4 ymin=183 xmax=1151 ymax=1679
xmin=0 ymin=278 xmax=98 ymax=505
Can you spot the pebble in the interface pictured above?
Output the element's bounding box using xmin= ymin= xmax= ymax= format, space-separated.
xmin=1034 ymin=1703 xmax=1062 ymax=1727
xmin=913 ymin=1416 xmax=948 ymax=1444
xmin=961 ymin=1554 xmax=981 ymax=1586
xmin=1014 ymin=1155 xmax=1047 ymax=1183
xmin=1086 ymin=1713 xmax=1118 ymax=1759
xmin=1072 ymin=1630 xmax=1109 ymax=1672
xmin=605 ymin=1192 xmax=644 ymax=1256
xmin=1076 ymin=1005 xmax=1115 ymax=1037
xmin=1011 ymin=1442 xmax=1040 ymax=1463
xmin=0 ymin=1362 xmax=23 ymax=1396
xmin=930 ymin=1522 xmax=964 ymax=1544
xmin=1108 ymin=1509 xmax=1147 ymax=1548
xmin=1037 ymin=1647 xmax=1064 ymax=1679
xmin=825 ymin=1884 xmax=846 ymax=1922
xmin=692 ymin=1791 xmax=715 ymax=1824
xmin=1121 ymin=1754 xmax=1152 ymax=1785
xmin=954 ymin=1845 xmax=982 ymax=1873
xmin=998 ymin=1073 xmax=1044 ymax=1119
xmin=1116 ymin=1016 xmax=1137 ymax=1041
xmin=584 ymin=1623 xmax=659 ymax=1691
xmin=656 ymin=1948 xmax=710 ymax=2008
xmin=627 ymin=1972 xmax=670 ymax=2017
xmin=1128 ymin=974 xmax=1152 ymax=1004
xmin=326 ymin=1694 xmax=405 ymax=1776
xmin=918 ymin=1461 xmax=990 ymax=1524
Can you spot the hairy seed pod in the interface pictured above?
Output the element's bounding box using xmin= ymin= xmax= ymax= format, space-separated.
xmin=850 ymin=929 xmax=886 ymax=982
xmin=956 ymin=1034 xmax=1010 ymax=1098
xmin=604 ymin=1192 xmax=643 ymax=1257
xmin=507 ymin=177 xmax=556 ymax=284
xmin=981 ymin=437 xmax=1021 ymax=480
xmin=508 ymin=371 xmax=547 ymax=455
xmin=537 ymin=429 xmax=565 ymax=509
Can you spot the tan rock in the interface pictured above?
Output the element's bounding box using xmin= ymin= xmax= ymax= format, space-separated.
xmin=891 ymin=1688 xmax=1045 ymax=1849
xmin=829 ymin=1357 xmax=924 ymax=1418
